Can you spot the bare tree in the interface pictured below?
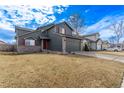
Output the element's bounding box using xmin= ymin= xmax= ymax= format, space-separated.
xmin=68 ymin=13 xmax=85 ymax=35
xmin=109 ymin=21 xmax=124 ymax=44
xmin=109 ymin=36 xmax=116 ymax=44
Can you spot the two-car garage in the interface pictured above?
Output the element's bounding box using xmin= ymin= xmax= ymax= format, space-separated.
xmin=62 ymin=37 xmax=81 ymax=53
xmin=62 ymin=36 xmax=102 ymax=53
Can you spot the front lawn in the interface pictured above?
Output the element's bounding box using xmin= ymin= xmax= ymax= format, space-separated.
xmin=0 ymin=53 xmax=124 ymax=88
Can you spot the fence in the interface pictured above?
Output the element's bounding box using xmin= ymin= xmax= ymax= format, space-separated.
xmin=0 ymin=44 xmax=15 ymax=52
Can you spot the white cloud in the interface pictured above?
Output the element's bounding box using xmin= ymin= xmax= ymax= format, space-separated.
xmin=86 ymin=16 xmax=113 ymax=33
xmin=53 ymin=5 xmax=69 ymax=14
xmin=84 ymin=9 xmax=90 ymax=13
xmin=120 ymin=37 xmax=124 ymax=42
xmin=86 ymin=14 xmax=124 ymax=40
xmin=99 ymin=29 xmax=115 ymax=39
xmin=0 ymin=23 xmax=14 ymax=31
xmin=0 ymin=5 xmax=68 ymax=31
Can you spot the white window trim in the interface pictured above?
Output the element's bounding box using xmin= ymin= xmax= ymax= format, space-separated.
xmin=72 ymin=31 xmax=77 ymax=35
xmin=60 ymin=28 xmax=65 ymax=34
xmin=25 ymin=39 xmax=35 ymax=46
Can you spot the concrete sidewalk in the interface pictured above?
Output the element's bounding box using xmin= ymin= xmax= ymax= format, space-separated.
xmin=75 ymin=52 xmax=124 ymax=63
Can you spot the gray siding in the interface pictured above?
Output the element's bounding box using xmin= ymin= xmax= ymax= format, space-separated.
xmin=17 ymin=37 xmax=25 ymax=46
xmin=17 ymin=37 xmax=41 ymax=46
xmin=66 ymin=38 xmax=81 ymax=52
xmin=15 ymin=27 xmax=32 ymax=36
xmin=57 ymin=22 xmax=72 ymax=36
xmin=90 ymin=42 xmax=97 ymax=50
xmin=19 ymin=31 xmax=41 ymax=39
xmin=48 ymin=27 xmax=62 ymax=51
xmin=17 ymin=30 xmax=43 ymax=46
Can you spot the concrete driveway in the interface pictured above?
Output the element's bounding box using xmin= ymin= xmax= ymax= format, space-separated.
xmin=75 ymin=51 xmax=124 ymax=63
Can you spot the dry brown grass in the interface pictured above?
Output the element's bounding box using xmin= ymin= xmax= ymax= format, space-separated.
xmin=97 ymin=51 xmax=124 ymax=56
xmin=0 ymin=53 xmax=124 ymax=88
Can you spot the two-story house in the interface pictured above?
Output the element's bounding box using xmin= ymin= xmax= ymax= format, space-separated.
xmin=81 ymin=33 xmax=103 ymax=51
xmin=15 ymin=21 xmax=82 ymax=53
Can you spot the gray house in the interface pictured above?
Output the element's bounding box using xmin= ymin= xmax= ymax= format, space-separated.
xmin=15 ymin=21 xmax=82 ymax=53
xmin=80 ymin=33 xmax=103 ymax=51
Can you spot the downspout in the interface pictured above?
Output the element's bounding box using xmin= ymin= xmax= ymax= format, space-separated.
xmin=96 ymin=42 xmax=97 ymax=51
xmin=41 ymin=39 xmax=43 ymax=51
xmin=15 ymin=26 xmax=19 ymax=53
xmin=17 ymin=36 xmax=19 ymax=52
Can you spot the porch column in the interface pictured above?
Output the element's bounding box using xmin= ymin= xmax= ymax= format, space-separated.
xmin=81 ymin=41 xmax=83 ymax=51
xmin=62 ymin=37 xmax=66 ymax=53
xmin=41 ymin=39 xmax=43 ymax=51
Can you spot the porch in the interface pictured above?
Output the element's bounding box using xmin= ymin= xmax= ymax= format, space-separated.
xmin=17 ymin=36 xmax=50 ymax=53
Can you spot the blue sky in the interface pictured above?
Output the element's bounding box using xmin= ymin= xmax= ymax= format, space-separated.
xmin=0 ymin=5 xmax=124 ymax=43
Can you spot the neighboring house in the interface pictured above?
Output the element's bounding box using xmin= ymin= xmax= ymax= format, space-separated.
xmin=110 ymin=43 xmax=124 ymax=49
xmin=15 ymin=21 xmax=82 ymax=53
xmin=102 ymin=40 xmax=110 ymax=50
xmin=0 ymin=40 xmax=6 ymax=45
xmin=0 ymin=40 xmax=14 ymax=51
xmin=80 ymin=33 xmax=103 ymax=51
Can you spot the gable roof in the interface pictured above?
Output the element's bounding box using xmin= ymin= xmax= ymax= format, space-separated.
xmin=81 ymin=37 xmax=102 ymax=43
xmin=36 ymin=23 xmax=54 ymax=31
xmin=56 ymin=21 xmax=74 ymax=31
xmin=96 ymin=38 xmax=102 ymax=42
xmin=55 ymin=33 xmax=82 ymax=40
xmin=82 ymin=37 xmax=96 ymax=42
xmin=83 ymin=32 xmax=100 ymax=37
xmin=15 ymin=26 xmax=34 ymax=32
xmin=16 ymin=21 xmax=74 ymax=37
xmin=16 ymin=24 xmax=54 ymax=37
xmin=36 ymin=21 xmax=74 ymax=32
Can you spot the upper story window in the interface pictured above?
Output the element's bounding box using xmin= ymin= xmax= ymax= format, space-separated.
xmin=95 ymin=33 xmax=100 ymax=39
xmin=25 ymin=39 xmax=35 ymax=46
xmin=72 ymin=31 xmax=77 ymax=35
xmin=60 ymin=28 xmax=65 ymax=34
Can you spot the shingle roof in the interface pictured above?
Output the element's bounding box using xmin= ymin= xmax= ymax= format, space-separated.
xmin=36 ymin=21 xmax=74 ymax=31
xmin=55 ymin=33 xmax=82 ymax=40
xmin=16 ymin=24 xmax=54 ymax=37
xmin=16 ymin=21 xmax=74 ymax=37
xmin=82 ymin=32 xmax=100 ymax=37
xmin=36 ymin=23 xmax=54 ymax=30
xmin=56 ymin=21 xmax=74 ymax=31
xmin=15 ymin=26 xmax=34 ymax=32
xmin=0 ymin=40 xmax=6 ymax=44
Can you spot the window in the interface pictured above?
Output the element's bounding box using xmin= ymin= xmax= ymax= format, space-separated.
xmin=25 ymin=39 xmax=35 ymax=46
xmin=60 ymin=28 xmax=65 ymax=34
xmin=72 ymin=31 xmax=77 ymax=35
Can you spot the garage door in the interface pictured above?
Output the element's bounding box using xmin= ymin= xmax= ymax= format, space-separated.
xmin=66 ymin=38 xmax=80 ymax=52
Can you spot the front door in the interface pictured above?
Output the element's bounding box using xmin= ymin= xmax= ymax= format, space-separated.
xmin=43 ymin=39 xmax=49 ymax=49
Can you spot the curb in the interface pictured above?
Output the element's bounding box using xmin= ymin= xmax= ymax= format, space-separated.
xmin=121 ymin=72 xmax=124 ymax=88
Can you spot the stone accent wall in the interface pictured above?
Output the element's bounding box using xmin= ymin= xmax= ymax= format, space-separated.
xmin=0 ymin=44 xmax=15 ymax=52
xmin=17 ymin=46 xmax=41 ymax=53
